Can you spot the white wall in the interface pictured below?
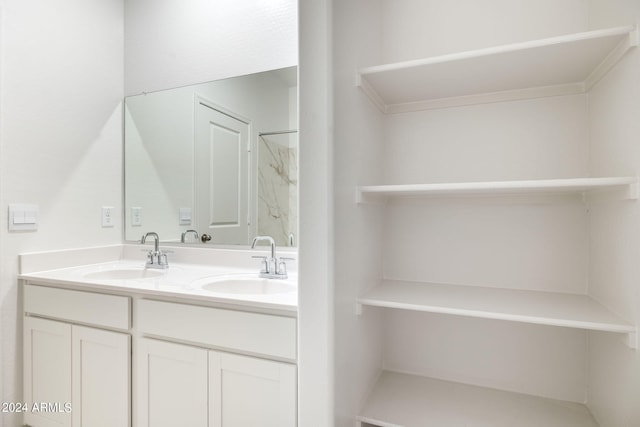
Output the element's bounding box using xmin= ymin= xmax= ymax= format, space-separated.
xmin=379 ymin=0 xmax=589 ymax=64
xmin=587 ymin=1 xmax=640 ymax=426
xmin=298 ymin=0 xmax=334 ymax=425
xmin=124 ymin=0 xmax=298 ymax=96
xmin=332 ymin=0 xmax=386 ymax=425
xmin=383 ymin=96 xmax=590 ymax=295
xmin=0 ymin=1 xmax=124 ymax=426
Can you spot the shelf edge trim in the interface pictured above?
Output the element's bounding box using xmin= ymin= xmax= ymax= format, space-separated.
xmin=357 ymin=297 xmax=635 ymax=334
xmin=359 ymin=25 xmax=636 ymax=76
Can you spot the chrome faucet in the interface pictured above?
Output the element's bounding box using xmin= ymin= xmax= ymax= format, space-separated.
xmin=251 ymin=235 xmax=290 ymax=279
xmin=180 ymin=229 xmax=199 ymax=243
xmin=141 ymin=232 xmax=169 ymax=269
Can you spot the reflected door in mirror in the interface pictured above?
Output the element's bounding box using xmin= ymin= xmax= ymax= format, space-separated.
xmin=195 ymin=99 xmax=250 ymax=245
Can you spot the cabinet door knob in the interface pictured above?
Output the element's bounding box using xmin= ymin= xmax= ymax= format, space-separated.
xmin=201 ymin=233 xmax=212 ymax=243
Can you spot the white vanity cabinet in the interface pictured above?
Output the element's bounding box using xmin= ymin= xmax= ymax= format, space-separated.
xmin=136 ymin=338 xmax=208 ymax=427
xmin=209 ymin=351 xmax=296 ymax=427
xmin=23 ymin=284 xmax=131 ymax=427
xmin=136 ymin=299 xmax=297 ymax=427
xmin=23 ymin=317 xmax=72 ymax=427
xmin=137 ymin=338 xmax=296 ymax=427
xmin=70 ymin=325 xmax=130 ymax=427
xmin=22 ymin=273 xmax=298 ymax=427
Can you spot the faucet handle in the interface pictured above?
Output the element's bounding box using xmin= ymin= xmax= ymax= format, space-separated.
xmin=252 ymin=255 xmax=269 ymax=274
xmin=277 ymin=260 xmax=288 ymax=277
xmin=276 ymin=257 xmax=295 ymax=278
xmin=157 ymin=252 xmax=169 ymax=267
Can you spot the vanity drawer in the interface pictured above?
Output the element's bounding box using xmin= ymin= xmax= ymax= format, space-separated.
xmin=137 ymin=299 xmax=296 ymax=361
xmin=24 ymin=284 xmax=131 ymax=330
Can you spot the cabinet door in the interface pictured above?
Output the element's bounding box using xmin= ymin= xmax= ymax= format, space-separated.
xmin=137 ymin=338 xmax=208 ymax=427
xmin=209 ymin=351 xmax=296 ymax=427
xmin=23 ymin=317 xmax=72 ymax=427
xmin=72 ymin=325 xmax=130 ymax=427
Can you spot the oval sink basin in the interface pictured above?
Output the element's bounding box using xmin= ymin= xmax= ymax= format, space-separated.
xmin=200 ymin=277 xmax=296 ymax=295
xmin=83 ymin=268 xmax=164 ymax=280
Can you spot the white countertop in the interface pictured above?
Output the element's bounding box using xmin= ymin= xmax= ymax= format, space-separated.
xmin=19 ymin=245 xmax=298 ymax=314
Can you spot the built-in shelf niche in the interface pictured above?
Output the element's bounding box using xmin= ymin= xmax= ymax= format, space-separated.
xmin=353 ymin=20 xmax=640 ymax=427
xmin=357 ymin=25 xmax=638 ymax=114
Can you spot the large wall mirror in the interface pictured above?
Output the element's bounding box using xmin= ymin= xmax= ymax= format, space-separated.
xmin=124 ymin=66 xmax=298 ymax=247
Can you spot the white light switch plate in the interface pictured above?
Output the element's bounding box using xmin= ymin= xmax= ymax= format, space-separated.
xmin=179 ymin=207 xmax=192 ymax=225
xmin=131 ymin=207 xmax=142 ymax=226
xmin=9 ymin=204 xmax=38 ymax=231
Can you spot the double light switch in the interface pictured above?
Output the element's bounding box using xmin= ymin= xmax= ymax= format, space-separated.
xmin=9 ymin=204 xmax=38 ymax=231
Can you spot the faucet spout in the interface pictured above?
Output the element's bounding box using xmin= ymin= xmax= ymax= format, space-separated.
xmin=181 ymin=229 xmax=199 ymax=243
xmin=141 ymin=232 xmax=160 ymax=252
xmin=251 ymin=235 xmax=276 ymax=259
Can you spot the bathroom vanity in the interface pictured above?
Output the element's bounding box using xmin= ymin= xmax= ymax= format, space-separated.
xmin=19 ymin=245 xmax=297 ymax=427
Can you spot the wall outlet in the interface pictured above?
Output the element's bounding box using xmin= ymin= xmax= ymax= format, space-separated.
xmin=102 ymin=206 xmax=115 ymax=227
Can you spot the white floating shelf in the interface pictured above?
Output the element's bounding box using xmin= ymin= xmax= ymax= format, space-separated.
xmin=357 ymin=25 xmax=638 ymax=113
xmin=356 ymin=176 xmax=639 ymax=203
xmin=358 ymin=280 xmax=636 ymax=344
xmin=357 ymin=371 xmax=599 ymax=427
